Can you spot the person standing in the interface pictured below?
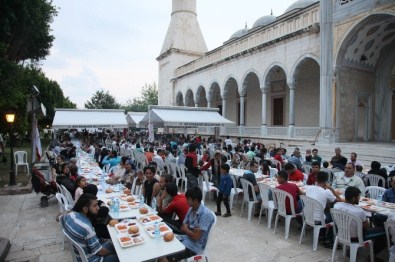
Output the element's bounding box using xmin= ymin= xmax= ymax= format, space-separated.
xmin=215 ymin=164 xmax=232 ymax=217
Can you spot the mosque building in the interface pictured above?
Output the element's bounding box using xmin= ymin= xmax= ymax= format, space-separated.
xmin=157 ymin=0 xmax=395 ymax=143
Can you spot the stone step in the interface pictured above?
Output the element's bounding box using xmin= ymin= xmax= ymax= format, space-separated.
xmin=0 ymin=237 xmax=11 ymax=262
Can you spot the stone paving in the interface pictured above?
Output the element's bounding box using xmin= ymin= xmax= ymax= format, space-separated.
xmin=0 ymin=191 xmax=390 ymax=262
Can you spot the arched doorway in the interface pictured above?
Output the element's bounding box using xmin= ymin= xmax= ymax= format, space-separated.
xmin=241 ymin=71 xmax=261 ymax=126
xmin=335 ymin=13 xmax=395 ymax=142
xmin=196 ymin=86 xmax=207 ymax=107
xmin=292 ymin=57 xmax=320 ymax=127
xmin=185 ymin=89 xmax=195 ymax=107
xmin=176 ymin=92 xmax=184 ymax=106
xmin=208 ymin=82 xmax=221 ymax=110
xmin=264 ymin=65 xmax=288 ymax=127
xmin=223 ymin=77 xmax=239 ymax=123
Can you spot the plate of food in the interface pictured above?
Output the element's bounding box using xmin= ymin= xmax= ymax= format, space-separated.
xmin=118 ymin=235 xmax=133 ymax=247
xmin=119 ymin=204 xmax=130 ymax=212
xmin=138 ymin=214 xmax=163 ymax=225
xmin=128 ymin=202 xmax=140 ymax=209
xmin=362 ymin=204 xmax=379 ymax=211
xmin=115 ymin=223 xmax=129 ymax=234
xmin=360 ymin=198 xmax=375 ymax=205
xmin=145 ymin=222 xmax=172 ymax=238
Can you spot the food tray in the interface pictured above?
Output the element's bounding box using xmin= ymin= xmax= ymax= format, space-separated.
xmin=144 ymin=222 xmax=172 ymax=238
xmin=115 ymin=223 xmax=129 ymax=234
xmin=128 ymin=202 xmax=140 ymax=209
xmin=119 ymin=204 xmax=130 ymax=212
xmin=117 ymin=235 xmax=145 ymax=248
xmin=138 ymin=214 xmax=163 ymax=225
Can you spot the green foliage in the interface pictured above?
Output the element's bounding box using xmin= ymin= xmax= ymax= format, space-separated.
xmin=85 ymin=90 xmax=121 ymax=109
xmin=0 ymin=0 xmax=57 ymax=63
xmin=0 ymin=0 xmax=75 ymax=135
xmin=123 ymin=83 xmax=158 ymax=112
xmin=0 ymin=58 xmax=76 ymax=134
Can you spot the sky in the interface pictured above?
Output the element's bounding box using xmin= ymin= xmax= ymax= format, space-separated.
xmin=41 ymin=0 xmax=297 ymax=108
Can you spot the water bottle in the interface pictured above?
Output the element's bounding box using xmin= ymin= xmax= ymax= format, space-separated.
xmin=140 ymin=194 xmax=145 ymax=207
xmin=154 ymin=221 xmax=160 ymax=239
xmin=118 ymin=182 xmax=122 ymax=192
xmin=113 ymin=198 xmax=120 ymax=215
xmin=151 ymin=197 xmax=157 ymax=213
xmin=377 ymin=193 xmax=383 ymax=205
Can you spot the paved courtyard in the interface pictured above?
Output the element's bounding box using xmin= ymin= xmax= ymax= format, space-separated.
xmin=0 ymin=191 xmax=390 ymax=262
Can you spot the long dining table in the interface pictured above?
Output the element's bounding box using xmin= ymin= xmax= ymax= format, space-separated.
xmin=77 ymin=151 xmax=185 ymax=262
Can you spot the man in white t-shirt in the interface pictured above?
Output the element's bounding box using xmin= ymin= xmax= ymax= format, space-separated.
xmin=334 ymin=186 xmax=386 ymax=255
xmin=306 ymin=171 xmax=342 ymax=248
xmin=306 ymin=171 xmax=342 ymax=222
xmin=224 ymin=136 xmax=233 ymax=147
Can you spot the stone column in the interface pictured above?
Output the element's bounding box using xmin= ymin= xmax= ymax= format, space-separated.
xmin=239 ymin=96 xmax=245 ymax=126
xmin=195 ymin=103 xmax=199 ymax=108
xmin=319 ymin=0 xmax=334 ymax=142
xmin=288 ymin=82 xmax=296 ymax=137
xmin=222 ymin=98 xmax=227 ymax=118
xmin=207 ymin=100 xmax=212 ymax=108
xmin=260 ymin=86 xmax=269 ymax=136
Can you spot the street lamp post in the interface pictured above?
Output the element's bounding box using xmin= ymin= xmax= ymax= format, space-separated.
xmin=6 ymin=113 xmax=16 ymax=186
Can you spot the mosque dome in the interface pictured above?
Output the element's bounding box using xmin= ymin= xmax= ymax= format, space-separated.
xmin=229 ymin=27 xmax=249 ymax=40
xmin=284 ymin=0 xmax=318 ymax=13
xmin=252 ymin=15 xmax=276 ymax=29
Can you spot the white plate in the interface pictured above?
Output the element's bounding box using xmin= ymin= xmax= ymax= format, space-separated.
xmin=117 ymin=235 xmax=145 ymax=248
xmin=115 ymin=223 xmax=129 ymax=234
xmin=138 ymin=214 xmax=163 ymax=225
xmin=119 ymin=204 xmax=130 ymax=212
xmin=145 ymin=222 xmax=172 ymax=238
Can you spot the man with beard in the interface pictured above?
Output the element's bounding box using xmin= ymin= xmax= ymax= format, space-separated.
xmin=61 ymin=194 xmax=119 ymax=262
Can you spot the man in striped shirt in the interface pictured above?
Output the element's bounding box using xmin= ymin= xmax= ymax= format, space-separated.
xmin=61 ymin=194 xmax=118 ymax=262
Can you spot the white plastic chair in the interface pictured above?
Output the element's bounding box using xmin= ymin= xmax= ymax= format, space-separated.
xmin=177 ymin=164 xmax=188 ymax=192
xmin=102 ymin=163 xmax=111 ymax=174
xmin=271 ymin=159 xmax=282 ymax=171
xmin=269 ymin=167 xmax=278 ymax=178
xmin=201 ymin=171 xmax=218 ymax=203
xmin=60 ymin=185 xmax=74 ymax=208
xmin=384 ymin=221 xmax=395 ymax=262
xmin=258 ymin=183 xmax=276 ymax=228
xmin=273 ymin=188 xmax=302 ymax=239
xmin=365 ymin=174 xmax=386 ymax=187
xmin=239 ymin=178 xmax=258 ymax=221
xmin=130 ymin=177 xmax=143 ymax=195
xmin=108 ymin=165 xmax=119 ymax=175
xmin=330 ymin=208 xmax=374 ymax=262
xmin=229 ymin=174 xmax=243 ymax=209
xmin=365 ymin=186 xmax=385 ymax=200
xmin=184 ymin=211 xmax=217 ymax=262
xmin=14 ymin=151 xmax=29 ymax=175
xmin=168 ymin=161 xmax=180 ymax=186
xmin=134 ymin=152 xmax=148 ymax=169
xmin=55 ymin=193 xmax=72 ymax=213
xmin=63 ymin=229 xmax=89 ymax=262
xmin=299 ymin=195 xmax=332 ymax=251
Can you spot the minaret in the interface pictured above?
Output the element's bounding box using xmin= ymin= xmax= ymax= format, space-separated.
xmin=157 ymin=0 xmax=208 ymax=106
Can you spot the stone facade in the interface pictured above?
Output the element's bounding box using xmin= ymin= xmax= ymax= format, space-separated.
xmin=158 ymin=0 xmax=395 ymax=143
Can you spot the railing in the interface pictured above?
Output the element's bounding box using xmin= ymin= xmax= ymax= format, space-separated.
xmin=294 ymin=127 xmax=320 ymax=138
xmin=224 ymin=127 xmax=241 ymax=135
xmin=267 ymin=127 xmax=288 ymax=136
xmin=243 ymin=127 xmax=261 ymax=136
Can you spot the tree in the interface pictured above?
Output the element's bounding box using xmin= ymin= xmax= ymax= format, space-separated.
xmin=0 ymin=0 xmax=57 ymax=63
xmin=123 ymin=83 xmax=158 ymax=112
xmin=85 ymin=90 xmax=121 ymax=109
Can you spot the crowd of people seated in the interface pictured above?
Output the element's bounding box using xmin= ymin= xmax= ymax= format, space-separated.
xmin=50 ymin=129 xmax=395 ymax=260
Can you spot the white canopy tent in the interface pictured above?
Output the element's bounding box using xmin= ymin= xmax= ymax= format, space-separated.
xmin=126 ymin=112 xmax=146 ymax=128
xmin=140 ymin=105 xmax=235 ymax=128
xmin=52 ymin=109 xmax=128 ymax=129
